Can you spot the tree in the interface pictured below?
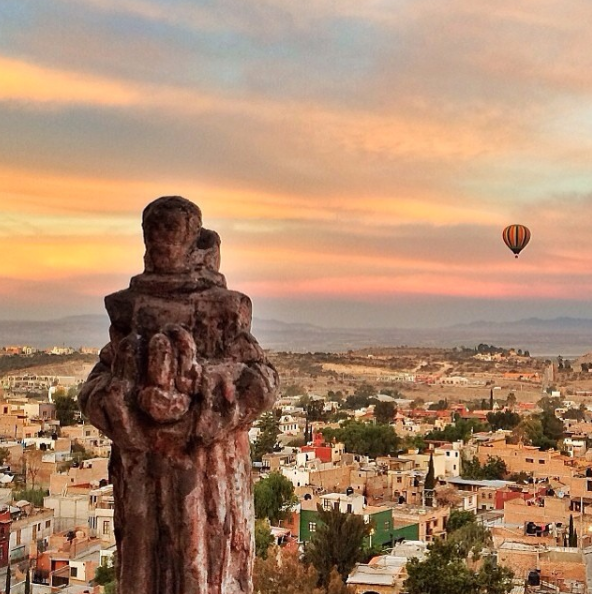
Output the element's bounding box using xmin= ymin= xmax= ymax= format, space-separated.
xmin=304 ymin=505 xmax=372 ymax=587
xmin=94 ymin=553 xmax=116 ymax=592
xmin=405 ymin=538 xmax=475 ymax=594
xmin=252 ymin=412 xmax=280 ymax=462
xmin=327 ymin=390 xmax=344 ymax=403
xmin=254 ymin=546 xmax=323 ymax=594
xmin=403 ymin=434 xmax=427 ymax=453
xmin=461 ymin=456 xmax=507 ymax=480
xmin=537 ymin=396 xmax=561 ymax=412
xmin=284 ymin=384 xmax=306 ymax=397
xmin=24 ymin=449 xmax=43 ymax=490
xmin=482 ymin=456 xmax=507 ymax=480
xmin=374 ymin=401 xmax=396 ymax=425
xmin=321 ymin=421 xmax=399 ymax=458
xmin=446 ymin=510 xmax=476 ymax=533
xmin=486 ymin=410 xmax=520 ymax=431
xmin=461 ymin=456 xmax=483 ymax=480
xmin=568 ymin=514 xmax=577 ymax=547
xmin=12 ymin=488 xmax=47 ymax=507
xmin=326 ymin=569 xmax=354 ymax=594
xmin=306 ymin=400 xmax=326 ymax=422
xmin=405 ymin=538 xmax=513 ymax=594
xmin=354 ymin=383 xmax=377 ymax=399
xmin=474 ymin=557 xmax=514 ymax=594
xmin=342 ymin=393 xmax=375 ymax=411
xmin=53 ymin=390 xmax=79 ymax=427
xmin=435 ymin=485 xmax=461 ymax=508
xmin=425 ymin=417 xmax=486 ymax=443
xmin=506 ymin=392 xmax=517 ymax=409
xmin=539 ymin=410 xmax=564 ymax=448
xmin=255 ymin=519 xmax=274 ymax=559
xmin=94 ymin=560 xmax=116 ymax=585
xmin=410 ymin=397 xmax=425 ymax=410
xmin=447 ymin=522 xmax=492 ymax=559
xmin=254 ymin=472 xmax=296 ymax=526
xmin=424 ymin=453 xmax=435 ymax=507
xmin=428 ymin=399 xmax=449 ymax=411
xmin=563 ymin=407 xmax=586 ymax=421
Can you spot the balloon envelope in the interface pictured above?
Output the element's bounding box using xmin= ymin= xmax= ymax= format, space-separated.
xmin=503 ymin=224 xmax=531 ymax=257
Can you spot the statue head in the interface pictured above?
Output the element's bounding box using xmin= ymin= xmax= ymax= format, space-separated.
xmin=142 ymin=196 xmax=202 ymax=274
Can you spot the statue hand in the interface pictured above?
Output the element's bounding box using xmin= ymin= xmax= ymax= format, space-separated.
xmin=137 ymin=324 xmax=202 ymax=423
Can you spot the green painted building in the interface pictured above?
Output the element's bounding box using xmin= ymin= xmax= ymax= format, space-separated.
xmin=299 ymin=502 xmax=419 ymax=548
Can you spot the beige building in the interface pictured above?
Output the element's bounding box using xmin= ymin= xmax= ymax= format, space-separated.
xmin=10 ymin=507 xmax=54 ymax=562
xmin=49 ymin=458 xmax=109 ymax=495
xmin=347 ymin=542 xmax=428 ymax=594
xmin=477 ymin=441 xmax=570 ymax=479
xmin=44 ymin=492 xmax=90 ymax=533
xmin=497 ymin=541 xmax=586 ymax=590
xmin=88 ymin=484 xmax=115 ymax=545
xmin=386 ymin=504 xmax=449 ymax=542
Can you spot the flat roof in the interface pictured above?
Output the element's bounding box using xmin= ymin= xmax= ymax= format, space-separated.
xmin=446 ymin=477 xmax=512 ymax=488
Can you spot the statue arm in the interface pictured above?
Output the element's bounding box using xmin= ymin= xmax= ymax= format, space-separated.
xmin=78 ymin=338 xmax=146 ymax=449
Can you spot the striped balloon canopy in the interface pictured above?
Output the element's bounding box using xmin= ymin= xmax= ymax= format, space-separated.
xmin=502 ymin=224 xmax=531 ymax=258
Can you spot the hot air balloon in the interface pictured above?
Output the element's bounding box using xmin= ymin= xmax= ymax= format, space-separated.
xmin=502 ymin=224 xmax=531 ymax=258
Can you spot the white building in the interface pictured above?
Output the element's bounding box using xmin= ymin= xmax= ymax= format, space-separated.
xmin=88 ymin=485 xmax=115 ymax=545
xmin=278 ymin=415 xmax=299 ymax=436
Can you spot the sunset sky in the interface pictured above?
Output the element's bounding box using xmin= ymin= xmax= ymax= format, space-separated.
xmin=2 ymin=1 xmax=592 ymax=328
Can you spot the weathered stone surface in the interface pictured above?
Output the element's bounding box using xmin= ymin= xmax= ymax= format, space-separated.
xmin=79 ymin=196 xmax=279 ymax=594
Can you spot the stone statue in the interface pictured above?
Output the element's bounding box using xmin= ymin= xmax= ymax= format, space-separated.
xmin=79 ymin=196 xmax=279 ymax=594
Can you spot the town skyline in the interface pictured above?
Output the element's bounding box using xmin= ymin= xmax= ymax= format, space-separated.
xmin=2 ymin=2 xmax=592 ymax=328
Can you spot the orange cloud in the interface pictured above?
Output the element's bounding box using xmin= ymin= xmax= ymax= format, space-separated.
xmin=0 ymin=236 xmax=140 ymax=281
xmin=0 ymin=56 xmax=140 ymax=106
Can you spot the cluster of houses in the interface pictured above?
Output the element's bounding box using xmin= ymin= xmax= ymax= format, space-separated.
xmin=250 ymin=393 xmax=592 ymax=594
xmin=0 ymin=381 xmax=114 ymax=593
xmin=2 ymin=357 xmax=592 ymax=592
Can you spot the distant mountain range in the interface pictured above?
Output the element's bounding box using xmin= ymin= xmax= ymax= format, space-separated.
xmin=0 ymin=314 xmax=590 ymax=357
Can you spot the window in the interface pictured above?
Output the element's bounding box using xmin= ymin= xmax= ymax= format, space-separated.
xmin=16 ymin=530 xmax=21 ymax=546
xmin=45 ymin=520 xmax=51 ymax=528
xmin=346 ymin=504 xmax=353 ymax=513
xmin=526 ymin=458 xmax=534 ymax=463
xmin=322 ymin=499 xmax=331 ymax=510
xmin=103 ymin=521 xmax=111 ymax=536
xmin=397 ymin=477 xmax=402 ymax=483
xmin=384 ymin=521 xmax=390 ymax=530
xmin=538 ymin=460 xmax=545 ymax=465
xmin=71 ymin=567 xmax=78 ymax=578
xmin=309 ymin=522 xmax=316 ymax=533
